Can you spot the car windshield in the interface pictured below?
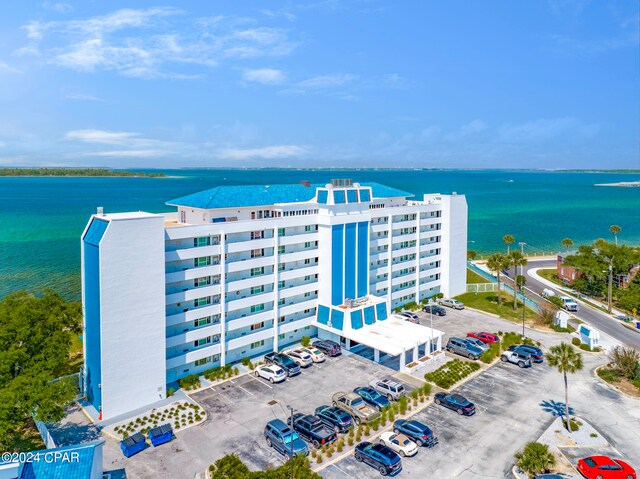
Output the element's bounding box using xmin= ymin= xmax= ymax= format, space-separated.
xmin=280 ymin=356 xmax=296 ymax=366
xmin=369 ymin=390 xmax=383 ymax=399
xmin=395 ymin=385 xmax=405 ymax=393
xmin=274 ymin=368 xmax=284 ymax=375
xmin=451 ymin=394 xmax=467 ymax=404
xmin=351 ymin=397 xmax=364 ymax=407
xmin=375 ymin=445 xmax=397 ymax=459
xmin=583 ymin=458 xmax=596 ymax=467
xmin=283 ymin=432 xmax=300 ymax=444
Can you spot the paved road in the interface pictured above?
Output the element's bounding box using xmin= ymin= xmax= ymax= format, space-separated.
xmin=513 ymin=259 xmax=640 ymax=350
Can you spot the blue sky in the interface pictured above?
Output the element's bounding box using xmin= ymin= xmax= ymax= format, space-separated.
xmin=0 ymin=0 xmax=638 ymax=169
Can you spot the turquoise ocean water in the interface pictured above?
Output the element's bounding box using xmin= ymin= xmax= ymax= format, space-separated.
xmin=0 ymin=169 xmax=638 ymax=299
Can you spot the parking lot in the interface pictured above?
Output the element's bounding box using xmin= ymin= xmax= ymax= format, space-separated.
xmin=102 ymin=350 xmax=418 ymax=479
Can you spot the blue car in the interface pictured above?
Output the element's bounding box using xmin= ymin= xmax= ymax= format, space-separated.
xmin=434 ymin=392 xmax=476 ymax=416
xmin=393 ymin=420 xmax=438 ymax=447
xmin=264 ymin=419 xmax=308 ymax=459
xmin=354 ymin=441 xmax=402 ymax=476
xmin=314 ymin=405 xmax=353 ymax=433
xmin=354 ymin=387 xmax=391 ymax=410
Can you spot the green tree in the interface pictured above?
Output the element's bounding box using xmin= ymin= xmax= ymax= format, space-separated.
xmin=487 ymin=253 xmax=510 ymax=306
xmin=300 ymin=336 xmax=311 ymax=348
xmin=0 ymin=291 xmax=81 ymax=450
xmin=514 ymin=442 xmax=556 ymax=478
xmin=546 ymin=343 xmax=584 ymax=431
xmin=508 ymin=251 xmax=528 ymax=310
xmin=467 ymin=250 xmax=477 ymax=261
xmin=503 ymin=234 xmax=515 ymax=254
xmin=608 ymin=346 xmax=640 ymax=380
xmin=561 ymin=238 xmax=573 ymax=252
xmin=609 ymin=225 xmax=621 ymax=245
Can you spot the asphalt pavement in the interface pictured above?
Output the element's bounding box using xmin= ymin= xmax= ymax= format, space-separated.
xmin=514 ymin=259 xmax=640 ymax=350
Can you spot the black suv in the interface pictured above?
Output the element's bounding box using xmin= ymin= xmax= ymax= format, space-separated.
xmin=264 ymin=352 xmax=301 ymax=376
xmin=423 ymin=304 xmax=446 ymax=316
xmin=312 ymin=339 xmax=342 ymax=357
xmin=315 ymin=405 xmax=353 ymax=433
xmin=508 ymin=344 xmax=544 ymax=363
xmin=287 ymin=413 xmax=337 ymax=448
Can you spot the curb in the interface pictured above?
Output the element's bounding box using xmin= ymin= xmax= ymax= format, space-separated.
xmin=592 ymin=365 xmax=640 ymax=401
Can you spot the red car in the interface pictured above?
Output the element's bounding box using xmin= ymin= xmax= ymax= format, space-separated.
xmin=577 ymin=455 xmax=636 ymax=479
xmin=466 ymin=332 xmax=499 ymax=344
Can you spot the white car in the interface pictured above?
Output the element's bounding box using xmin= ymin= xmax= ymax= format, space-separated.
xmin=378 ymin=432 xmax=418 ymax=457
xmin=285 ymin=349 xmax=313 ymax=368
xmin=438 ymin=298 xmax=465 ymax=310
xmin=302 ymin=347 xmax=326 ymax=363
xmin=396 ymin=312 xmax=419 ymax=324
xmin=254 ymin=365 xmax=287 ymax=383
xmin=559 ymin=296 xmax=579 ymax=312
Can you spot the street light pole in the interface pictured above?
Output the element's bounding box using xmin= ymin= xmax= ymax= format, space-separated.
xmin=287 ymin=405 xmax=294 ymax=479
xmin=521 ymin=284 xmax=526 ymax=338
xmin=607 ymin=259 xmax=613 ymax=314
xmin=429 ymin=299 xmax=434 ymax=354
xmin=518 ymin=242 xmax=527 ymax=276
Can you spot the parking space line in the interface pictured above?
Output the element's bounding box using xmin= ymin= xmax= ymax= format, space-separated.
xmin=238 ymin=385 xmax=255 ymax=397
xmin=329 ymin=463 xmax=358 ymax=478
xmin=251 ymin=378 xmax=273 ymax=389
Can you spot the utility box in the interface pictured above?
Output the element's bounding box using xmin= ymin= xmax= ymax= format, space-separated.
xmin=578 ymin=324 xmax=600 ymax=350
xmin=555 ymin=310 xmax=569 ymax=329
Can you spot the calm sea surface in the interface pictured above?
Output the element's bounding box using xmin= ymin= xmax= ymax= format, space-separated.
xmin=1 ymin=169 xmax=638 ymax=299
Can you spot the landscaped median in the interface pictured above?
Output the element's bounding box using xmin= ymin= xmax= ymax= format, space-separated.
xmin=594 ymin=345 xmax=640 ymax=398
xmin=311 ymin=383 xmax=433 ymax=472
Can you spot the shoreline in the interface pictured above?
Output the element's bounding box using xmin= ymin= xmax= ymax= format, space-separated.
xmin=594 ymin=181 xmax=640 ymax=187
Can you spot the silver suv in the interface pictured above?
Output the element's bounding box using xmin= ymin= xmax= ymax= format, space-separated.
xmin=500 ymin=350 xmax=532 ymax=368
xmin=369 ymin=379 xmax=406 ymax=401
xmin=438 ymin=298 xmax=465 ymax=310
xmin=446 ymin=337 xmax=483 ymax=360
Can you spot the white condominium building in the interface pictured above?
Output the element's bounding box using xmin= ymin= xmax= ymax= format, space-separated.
xmin=81 ymin=179 xmax=467 ymax=419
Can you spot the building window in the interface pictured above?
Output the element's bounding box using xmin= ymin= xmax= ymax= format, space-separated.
xmin=194 ymin=336 xmax=212 ymax=347
xmin=194 ymin=256 xmax=211 ymax=267
xmin=278 ymin=334 xmax=285 ymax=340
xmin=194 ymin=316 xmax=212 ymax=328
xmin=304 ymin=275 xmax=311 ymax=281
xmin=304 ymin=225 xmax=311 ymax=232
xmin=194 ymin=237 xmax=211 ymax=247
xmin=304 ymin=292 xmax=311 ymax=297
xmin=278 ymin=263 xmax=285 ymax=271
xmin=278 ymin=298 xmax=285 ymax=306
xmin=251 ymin=267 xmax=265 ymax=277
xmin=251 ymin=322 xmax=265 ymax=330
xmin=278 ymin=316 xmax=285 ymax=323
xmin=195 ymin=356 xmax=211 ymax=367
xmin=251 ymin=249 xmax=264 ymax=258
xmin=304 ymin=258 xmax=311 ymax=265
xmin=304 ymin=242 xmax=312 ymax=248
xmin=251 ymin=231 xmax=264 ymax=240
xmin=278 ymin=280 xmax=285 ymax=288
xmin=278 ymin=245 xmax=285 ymax=254
xmin=278 ymin=228 xmax=285 ymax=237
xmin=251 ymin=304 xmax=265 ymax=313
xmin=251 ymin=340 xmax=265 ymax=349
xmin=251 ymin=285 xmax=265 ymax=295
xmin=194 ymin=276 xmax=211 ymax=287
xmin=194 ymin=297 xmax=211 ymax=307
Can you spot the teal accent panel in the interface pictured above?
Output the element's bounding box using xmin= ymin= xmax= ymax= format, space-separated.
xmin=317 ymin=305 xmax=330 ymax=325
xmin=345 ymin=223 xmax=356 ymax=299
xmin=331 ymin=309 xmax=344 ymax=330
xmin=351 ymin=310 xmax=363 ymax=330
xmin=364 ymin=306 xmax=375 ymax=325
xmin=317 ymin=190 xmax=328 ymax=204
xmin=331 ymin=225 xmax=344 ymax=305
xmin=376 ymin=302 xmax=388 ymax=321
xmin=83 ymin=238 xmax=102 ymax=412
xmin=83 ymin=218 xmax=108 ymax=246
xmin=334 ymin=190 xmax=346 ymax=204
xmin=346 ymin=189 xmax=358 ymax=203
xmin=359 ymin=189 xmax=371 ymax=202
xmin=357 ymin=221 xmax=368 ymax=297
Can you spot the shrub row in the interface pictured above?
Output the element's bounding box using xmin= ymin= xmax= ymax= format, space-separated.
xmin=178 ymin=374 xmax=201 ymax=391
xmin=424 ymin=359 xmax=481 ymax=389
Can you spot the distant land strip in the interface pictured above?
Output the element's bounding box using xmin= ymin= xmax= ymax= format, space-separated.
xmin=0 ymin=168 xmax=165 ymax=177
xmin=594 ymin=181 xmax=640 ymax=188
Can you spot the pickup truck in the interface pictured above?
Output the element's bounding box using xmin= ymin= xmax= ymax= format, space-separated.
xmin=559 ymin=296 xmax=579 ymax=312
xmin=331 ymin=392 xmax=381 ymax=424
xmin=287 ymin=413 xmax=337 ymax=448
xmin=264 ymin=352 xmax=301 ymax=377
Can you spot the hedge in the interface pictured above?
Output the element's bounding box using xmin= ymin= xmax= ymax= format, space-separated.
xmin=424 ymin=359 xmax=481 ymax=389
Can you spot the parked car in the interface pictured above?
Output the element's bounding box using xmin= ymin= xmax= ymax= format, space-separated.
xmin=314 ymin=405 xmax=353 ymax=433
xmin=369 ymin=379 xmax=406 ymax=401
xmin=438 ymin=298 xmax=465 ymax=309
xmin=464 ymin=337 xmax=489 ymax=351
xmin=434 ymin=392 xmax=476 ymax=416
xmin=302 ymin=347 xmax=326 ymax=363
xmin=354 ymin=386 xmax=391 ymax=410
xmin=264 ymin=419 xmax=308 ymax=458
xmin=264 ymin=352 xmax=301 ymax=377
xmin=396 ymin=312 xmax=419 ymax=324
xmin=285 ymin=349 xmax=313 ymax=368
xmin=577 ymin=455 xmax=636 ymax=479
xmin=378 ymin=432 xmax=418 ymax=457
xmin=422 ymin=304 xmax=446 ymax=316
xmin=559 ymin=296 xmax=579 ymax=312
xmin=393 ymin=419 xmax=438 ymax=447
xmin=541 ymin=288 xmax=555 ymax=298
xmin=446 ymin=337 xmax=483 ymax=360
xmin=508 ymin=344 xmax=544 ymax=363
xmin=500 ymin=350 xmax=532 ymax=368
xmin=312 ymin=339 xmax=342 ymax=356
xmin=332 ymin=392 xmax=381 ymax=424
xmin=534 ymin=475 xmax=565 ymax=479
xmin=354 ymin=442 xmax=402 ymax=476
xmin=286 ymin=413 xmax=337 ymax=448
xmin=466 ymin=331 xmax=500 ymax=344
xmin=254 ymin=364 xmax=287 ymax=383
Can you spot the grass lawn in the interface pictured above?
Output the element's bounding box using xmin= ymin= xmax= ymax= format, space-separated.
xmin=467 ymin=268 xmax=489 ymax=284
xmin=4 ymin=418 xmax=46 ymax=452
xmin=538 ymin=268 xmax=565 ymax=287
xmin=455 ymin=291 xmax=541 ymax=325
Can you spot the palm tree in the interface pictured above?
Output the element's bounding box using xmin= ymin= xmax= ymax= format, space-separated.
xmin=503 ymin=234 xmax=515 ymax=254
xmin=546 ymin=343 xmax=584 ymax=431
xmin=514 ymin=442 xmax=556 ymax=477
xmin=487 ymin=252 xmax=510 ymax=306
xmin=561 ymin=238 xmax=573 ymax=252
xmin=508 ymin=251 xmax=528 ymax=310
xmin=609 ymin=225 xmax=621 ymax=245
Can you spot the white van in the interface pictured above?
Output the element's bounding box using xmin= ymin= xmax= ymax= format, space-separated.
xmin=559 ymin=296 xmax=579 ymax=312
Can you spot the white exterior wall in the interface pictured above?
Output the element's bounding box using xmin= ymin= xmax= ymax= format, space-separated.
xmin=98 ymin=214 xmax=166 ymax=419
xmin=436 ymin=194 xmax=468 ymax=298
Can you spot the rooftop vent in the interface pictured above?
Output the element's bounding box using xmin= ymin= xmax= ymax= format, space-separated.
xmin=331 ymin=179 xmax=353 ymax=187
xmin=97 ymin=206 xmax=104 ymax=216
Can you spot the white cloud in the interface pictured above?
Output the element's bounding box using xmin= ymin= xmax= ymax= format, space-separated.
xmin=42 ymin=2 xmax=74 ymax=14
xmin=83 ymin=149 xmax=166 ymax=158
xmin=65 ymin=93 xmax=105 ymax=101
xmin=65 ymin=129 xmax=141 ymax=145
xmin=222 ymin=145 xmax=306 ymax=159
xmin=18 ymin=10 xmax=296 ymax=79
xmin=243 ymin=68 xmax=286 ymax=84
xmin=297 ymin=73 xmax=355 ymax=89
xmin=0 ymin=61 xmax=22 ymax=74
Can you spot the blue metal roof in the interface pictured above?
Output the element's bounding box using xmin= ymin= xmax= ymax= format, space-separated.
xmin=19 ymin=441 xmax=101 ymax=479
xmin=83 ymin=219 xmax=108 ymax=246
xmin=166 ymin=182 xmax=413 ymax=209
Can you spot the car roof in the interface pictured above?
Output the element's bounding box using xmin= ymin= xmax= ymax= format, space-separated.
xmin=394 ymin=433 xmax=410 ymax=442
xmin=267 ymin=419 xmax=291 ymax=432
